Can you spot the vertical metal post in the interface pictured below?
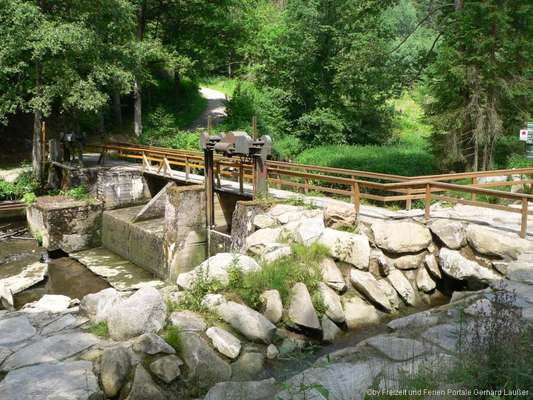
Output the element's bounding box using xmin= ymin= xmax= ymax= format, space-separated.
xmin=239 ymin=165 xmax=244 ymax=194
xmin=204 ymin=148 xmax=215 ymax=228
xmin=521 ymin=197 xmax=528 ymax=238
xmin=425 ymin=184 xmax=431 ymax=222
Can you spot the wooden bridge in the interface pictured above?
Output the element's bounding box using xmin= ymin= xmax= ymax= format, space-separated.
xmin=95 ymin=142 xmax=533 ymax=238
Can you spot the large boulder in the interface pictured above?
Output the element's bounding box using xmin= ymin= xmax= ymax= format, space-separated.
xmin=386 ymin=252 xmax=425 ymax=270
xmin=386 ymin=269 xmax=417 ymax=306
xmin=106 ymin=286 xmax=166 ymax=340
xmin=180 ymin=333 xmax=232 ymax=390
xmin=177 ymin=253 xmax=260 ymax=289
xmin=149 ymin=355 xmax=183 ymax=384
xmin=319 ymin=257 xmax=346 ymax=292
xmin=245 ymin=228 xmax=282 ymax=252
xmin=375 ymin=279 xmax=402 ymax=310
xmin=80 ymin=288 xmax=122 ymax=323
xmin=324 ymin=204 xmax=357 ymax=229
xmin=206 ymin=327 xmax=241 ymax=359
xmin=132 ymin=333 xmax=175 ymax=355
xmin=253 ymin=214 xmax=277 ymax=229
xmin=321 ymin=315 xmax=342 ymax=342
xmin=371 ymin=221 xmax=432 ymax=254
xmin=251 ymin=243 xmax=291 ymax=263
xmin=169 ymin=310 xmax=207 ymax=332
xmin=288 ymin=283 xmax=321 ymax=330
xmin=127 ymin=364 xmax=166 ymax=400
xmin=506 ymin=259 xmax=533 ymax=284
xmin=424 ymin=254 xmax=441 ymax=279
xmin=260 ymin=289 xmax=283 ymax=324
xmin=231 ymin=351 xmax=266 ymax=381
xmin=416 ymin=267 xmax=436 ymax=293
xmin=318 ymin=283 xmax=345 ymax=323
xmin=342 ymin=296 xmax=380 ymax=329
xmin=429 ymin=220 xmax=466 ymax=249
xmin=439 ymin=248 xmax=502 ymax=284
xmin=350 ymin=269 xmax=392 ymax=312
xmin=204 ymin=378 xmax=278 ymax=400
xmin=293 ymin=217 xmax=325 ymax=245
xmin=317 ymin=228 xmax=370 ymax=269
xmin=466 ymin=225 xmax=533 ymax=260
xmin=100 ymin=345 xmax=131 ymax=398
xmin=216 ymin=301 xmax=276 ymax=343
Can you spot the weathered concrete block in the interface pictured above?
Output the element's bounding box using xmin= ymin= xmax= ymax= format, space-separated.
xmin=102 ymin=206 xmax=165 ymax=278
xmin=26 ymin=196 xmax=103 ymax=252
xmin=164 ymin=185 xmax=207 ymax=281
xmin=230 ymin=200 xmax=270 ymax=253
xmin=97 ymin=166 xmax=150 ymax=209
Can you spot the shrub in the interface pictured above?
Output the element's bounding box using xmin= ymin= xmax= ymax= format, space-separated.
xmin=451 ymin=286 xmax=533 ymax=396
xmin=296 ymin=108 xmax=346 ymax=148
xmin=0 ymin=170 xmax=39 ymax=201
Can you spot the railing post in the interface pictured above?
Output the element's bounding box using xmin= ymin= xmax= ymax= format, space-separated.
xmin=472 ymin=177 xmax=477 ymax=201
xmin=425 ymin=184 xmax=431 ymax=222
xmin=521 ymin=197 xmax=528 ymax=238
xmin=352 ymin=181 xmax=360 ymax=217
xmin=406 ymin=188 xmax=412 ymax=210
xmin=185 ymin=156 xmax=190 ymax=182
xmin=215 ymin=162 xmax=221 ymax=188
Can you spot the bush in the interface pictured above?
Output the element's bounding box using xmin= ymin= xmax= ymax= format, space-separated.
xmin=296 ymin=144 xmax=436 ymax=176
xmin=0 ymin=170 xmax=39 ymax=201
xmin=296 ymin=108 xmax=346 ymax=148
xmin=88 ymin=321 xmax=109 ymax=337
xmin=506 ymin=153 xmax=530 ymax=169
xmin=273 ymin=136 xmax=305 ymax=161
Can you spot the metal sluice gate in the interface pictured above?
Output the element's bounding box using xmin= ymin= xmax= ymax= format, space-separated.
xmin=200 ymin=131 xmax=272 ymax=228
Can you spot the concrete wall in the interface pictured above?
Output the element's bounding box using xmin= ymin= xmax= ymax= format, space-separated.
xmin=97 ymin=166 xmax=151 ymax=209
xmin=164 ymin=185 xmax=207 ymax=281
xmin=102 ymin=206 xmax=166 ymax=278
xmin=27 ymin=196 xmax=103 ymax=252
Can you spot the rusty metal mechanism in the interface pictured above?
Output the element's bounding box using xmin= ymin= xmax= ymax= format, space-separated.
xmin=200 ymin=130 xmax=272 ymax=228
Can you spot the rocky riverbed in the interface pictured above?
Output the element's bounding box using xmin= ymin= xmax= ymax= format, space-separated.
xmin=1 ymin=202 xmax=532 ymax=399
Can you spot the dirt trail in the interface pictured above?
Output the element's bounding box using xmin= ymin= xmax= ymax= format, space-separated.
xmin=188 ymin=87 xmax=227 ymax=130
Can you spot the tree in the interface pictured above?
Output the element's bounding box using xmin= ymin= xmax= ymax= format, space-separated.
xmin=424 ymin=0 xmax=533 ymax=171
xmin=0 ymin=0 xmax=137 ymax=178
xmin=250 ymin=0 xmax=401 ymax=146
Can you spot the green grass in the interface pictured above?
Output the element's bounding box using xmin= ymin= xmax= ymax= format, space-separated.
xmin=226 ymin=242 xmax=329 ymax=311
xmin=88 ymin=321 xmax=109 ymax=337
xmin=295 ymin=89 xmax=436 ymax=177
xmin=200 ymin=77 xmax=238 ymax=97
xmin=296 ymin=143 xmax=436 ymax=177
xmin=162 ymin=325 xmax=183 ymax=353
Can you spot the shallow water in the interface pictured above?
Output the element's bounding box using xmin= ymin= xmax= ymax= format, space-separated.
xmin=14 ymin=257 xmax=110 ymax=308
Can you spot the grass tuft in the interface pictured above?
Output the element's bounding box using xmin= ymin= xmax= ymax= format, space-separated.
xmin=88 ymin=321 xmax=109 ymax=337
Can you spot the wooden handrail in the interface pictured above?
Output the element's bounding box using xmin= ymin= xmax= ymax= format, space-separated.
xmin=95 ymin=142 xmax=533 ymax=238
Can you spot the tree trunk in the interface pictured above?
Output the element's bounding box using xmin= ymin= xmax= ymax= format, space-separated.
xmin=112 ymin=89 xmax=122 ymax=127
xmin=32 ymin=110 xmax=43 ymax=181
xmin=134 ymin=79 xmax=142 ymax=137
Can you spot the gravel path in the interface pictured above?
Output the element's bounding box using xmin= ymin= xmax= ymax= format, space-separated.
xmin=188 ymin=87 xmax=227 ymax=130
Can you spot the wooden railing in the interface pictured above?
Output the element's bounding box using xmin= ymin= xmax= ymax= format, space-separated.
xmin=96 ymin=142 xmax=533 ymax=237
